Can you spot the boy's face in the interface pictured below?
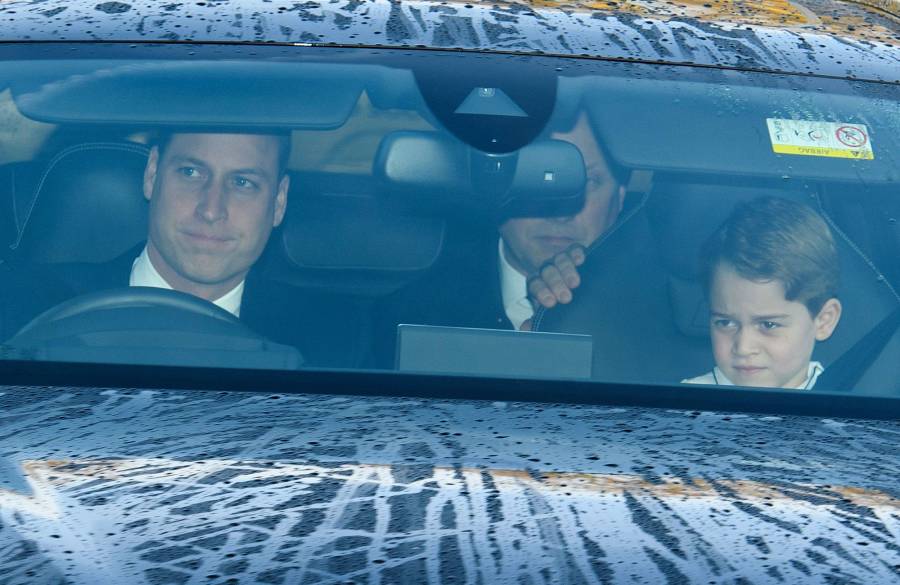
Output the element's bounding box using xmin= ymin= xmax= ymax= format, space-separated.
xmin=709 ymin=263 xmax=841 ymax=388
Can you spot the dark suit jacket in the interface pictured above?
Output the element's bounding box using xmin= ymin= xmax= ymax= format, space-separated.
xmin=0 ymin=261 xmax=69 ymax=341
xmin=374 ymin=229 xmax=513 ymax=368
xmin=22 ymin=246 xmax=367 ymax=369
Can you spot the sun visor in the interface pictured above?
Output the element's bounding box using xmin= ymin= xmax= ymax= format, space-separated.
xmin=11 ymin=61 xmax=367 ymax=128
xmin=375 ymin=131 xmax=586 ymax=218
xmin=566 ymin=76 xmax=900 ymax=184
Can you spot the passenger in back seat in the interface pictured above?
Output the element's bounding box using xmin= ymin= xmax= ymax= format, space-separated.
xmin=375 ymin=112 xmax=625 ymax=365
xmin=500 ymin=112 xmax=626 ymax=330
xmin=683 ymin=197 xmax=843 ymax=389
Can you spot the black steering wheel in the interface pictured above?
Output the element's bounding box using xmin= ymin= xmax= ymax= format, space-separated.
xmin=8 ymin=287 xmax=304 ymax=369
xmin=14 ymin=286 xmax=244 ymax=337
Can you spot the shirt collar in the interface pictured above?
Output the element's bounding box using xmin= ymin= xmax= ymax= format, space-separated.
xmin=129 ymin=246 xmax=245 ymax=317
xmin=498 ymin=238 xmax=533 ymax=330
xmin=712 ymin=361 xmax=825 ymax=390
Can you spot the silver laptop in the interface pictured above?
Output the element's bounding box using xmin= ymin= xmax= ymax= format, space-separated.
xmin=396 ymin=324 xmax=593 ymax=380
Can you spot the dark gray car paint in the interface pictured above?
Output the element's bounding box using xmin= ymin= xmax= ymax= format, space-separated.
xmin=0 ymin=1 xmax=898 ymax=583
xmin=1 ymin=385 xmax=898 ymax=584
xmin=0 ymin=0 xmax=899 ymax=82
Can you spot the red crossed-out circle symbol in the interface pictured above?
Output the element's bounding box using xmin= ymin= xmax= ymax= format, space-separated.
xmin=835 ymin=126 xmax=867 ymax=148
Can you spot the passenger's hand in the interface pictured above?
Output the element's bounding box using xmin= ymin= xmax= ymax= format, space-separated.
xmin=527 ymin=245 xmax=587 ymax=309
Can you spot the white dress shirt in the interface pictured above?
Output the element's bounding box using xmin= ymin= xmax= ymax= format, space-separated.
xmin=498 ymin=239 xmax=534 ymax=331
xmin=682 ymin=361 xmax=824 ymax=390
xmin=129 ymin=246 xmax=245 ymax=317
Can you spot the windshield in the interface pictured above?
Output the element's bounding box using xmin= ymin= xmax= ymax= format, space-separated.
xmin=0 ymin=43 xmax=897 ymax=397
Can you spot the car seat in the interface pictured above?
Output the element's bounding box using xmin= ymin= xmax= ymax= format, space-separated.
xmin=257 ymin=170 xmax=446 ymax=298
xmin=820 ymin=183 xmax=900 ymax=292
xmin=0 ymin=161 xmax=29 ymax=261
xmin=8 ymin=142 xmax=150 ymax=265
xmin=9 ymin=140 xmax=446 ymax=300
xmin=533 ymin=181 xmax=900 ymax=395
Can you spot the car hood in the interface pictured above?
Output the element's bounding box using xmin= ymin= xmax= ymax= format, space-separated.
xmin=1 ymin=384 xmax=898 ymax=584
xmin=0 ymin=0 xmax=899 ymax=83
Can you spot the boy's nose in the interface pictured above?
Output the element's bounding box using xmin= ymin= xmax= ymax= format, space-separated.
xmin=731 ymin=328 xmax=759 ymax=356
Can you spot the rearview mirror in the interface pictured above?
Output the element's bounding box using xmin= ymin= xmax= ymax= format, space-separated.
xmin=375 ymin=131 xmax=586 ymax=219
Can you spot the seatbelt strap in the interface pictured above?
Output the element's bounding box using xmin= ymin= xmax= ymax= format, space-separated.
xmin=815 ymin=305 xmax=900 ymax=392
xmin=625 ymin=169 xmax=654 ymax=197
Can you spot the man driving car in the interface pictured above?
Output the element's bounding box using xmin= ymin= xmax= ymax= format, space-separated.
xmin=137 ymin=131 xmax=288 ymax=314
xmin=375 ymin=112 xmax=625 ymax=364
xmin=11 ymin=130 xmax=365 ymax=368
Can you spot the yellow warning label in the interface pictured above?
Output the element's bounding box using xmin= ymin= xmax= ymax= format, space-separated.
xmin=766 ymin=118 xmax=874 ymax=160
xmin=772 ymin=144 xmax=875 ymax=160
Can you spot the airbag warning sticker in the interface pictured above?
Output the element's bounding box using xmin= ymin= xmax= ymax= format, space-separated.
xmin=766 ymin=119 xmax=874 ymax=160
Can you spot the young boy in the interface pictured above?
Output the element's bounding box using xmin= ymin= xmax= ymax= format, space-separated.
xmin=683 ymin=197 xmax=843 ymax=389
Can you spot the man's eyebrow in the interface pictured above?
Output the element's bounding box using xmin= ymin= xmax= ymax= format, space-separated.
xmin=752 ymin=314 xmax=791 ymax=321
xmin=167 ymin=157 xmax=270 ymax=178
xmin=168 ymin=156 xmax=208 ymax=168
xmin=231 ymin=168 xmax=268 ymax=178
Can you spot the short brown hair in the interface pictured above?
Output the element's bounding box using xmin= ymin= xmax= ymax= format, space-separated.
xmin=155 ymin=129 xmax=292 ymax=177
xmin=701 ymin=196 xmax=840 ymax=315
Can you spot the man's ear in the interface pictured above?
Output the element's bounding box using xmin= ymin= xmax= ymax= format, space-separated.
xmin=143 ymin=146 xmax=159 ymax=202
xmin=814 ymin=298 xmax=842 ymax=341
xmin=604 ymin=184 xmax=627 ymax=230
xmin=273 ymin=174 xmax=289 ymax=227
xmin=615 ymin=184 xmax=626 ymax=212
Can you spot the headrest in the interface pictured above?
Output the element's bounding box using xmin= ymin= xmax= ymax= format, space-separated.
xmin=647 ymin=183 xmax=809 ymax=280
xmin=11 ymin=142 xmax=149 ymax=264
xmin=259 ymin=171 xmax=446 ymax=296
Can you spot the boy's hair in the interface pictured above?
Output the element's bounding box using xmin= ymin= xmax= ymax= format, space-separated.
xmin=701 ymin=196 xmax=840 ymax=315
xmin=154 ymin=129 xmax=292 ymax=178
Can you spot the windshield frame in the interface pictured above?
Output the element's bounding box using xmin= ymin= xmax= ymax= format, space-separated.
xmin=1 ymin=358 xmax=899 ymax=421
xmin=0 ymin=42 xmax=898 ymax=415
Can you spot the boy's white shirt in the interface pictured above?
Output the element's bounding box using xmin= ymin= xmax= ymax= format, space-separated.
xmin=682 ymin=361 xmax=824 ymax=390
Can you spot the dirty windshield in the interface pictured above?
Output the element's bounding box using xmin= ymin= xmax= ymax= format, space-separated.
xmin=0 ymin=44 xmax=897 ymax=396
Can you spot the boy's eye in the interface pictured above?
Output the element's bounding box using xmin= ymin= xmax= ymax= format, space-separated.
xmin=760 ymin=321 xmax=781 ymax=331
xmin=712 ymin=318 xmax=735 ymax=329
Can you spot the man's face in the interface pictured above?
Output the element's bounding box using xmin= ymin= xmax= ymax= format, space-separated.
xmin=709 ymin=263 xmax=839 ymax=388
xmin=143 ymin=133 xmax=289 ymax=300
xmin=499 ymin=113 xmax=626 ymax=276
